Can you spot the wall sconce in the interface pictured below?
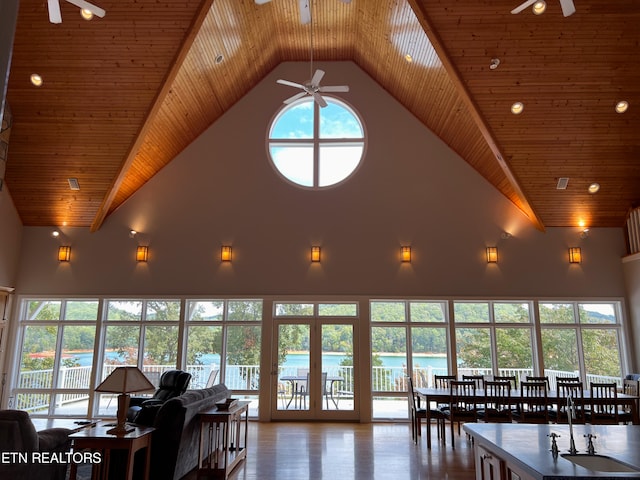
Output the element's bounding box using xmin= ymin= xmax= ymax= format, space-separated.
xmin=569 ymin=247 xmax=582 ymax=264
xmin=401 ymin=246 xmax=411 ymax=263
xmin=221 ymin=245 xmax=232 ymax=262
xmin=311 ymin=246 xmax=321 ymax=262
xmin=486 ymin=246 xmax=498 ymax=263
xmin=136 ymin=246 xmax=149 ymax=262
xmin=58 ymin=246 xmax=71 ymax=262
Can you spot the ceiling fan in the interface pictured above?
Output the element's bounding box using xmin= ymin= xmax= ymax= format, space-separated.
xmin=255 ymin=0 xmax=351 ymax=25
xmin=511 ymin=0 xmax=575 ymax=17
xmin=47 ymin=0 xmax=106 ymax=24
xmin=273 ymin=1 xmax=349 ymax=107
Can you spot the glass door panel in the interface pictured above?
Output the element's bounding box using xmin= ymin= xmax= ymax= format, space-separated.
xmin=276 ymin=323 xmax=310 ymax=412
xmin=321 ymin=324 xmax=354 ymax=411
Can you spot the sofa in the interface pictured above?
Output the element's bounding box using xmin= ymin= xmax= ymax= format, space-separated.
xmin=0 ymin=409 xmax=72 ymax=480
xmin=138 ymin=383 xmax=231 ymax=480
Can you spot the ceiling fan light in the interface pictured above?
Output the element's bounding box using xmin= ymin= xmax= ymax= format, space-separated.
xmin=80 ymin=8 xmax=94 ymax=20
xmin=404 ymin=53 xmax=413 ymax=63
xmin=511 ymin=102 xmax=524 ymax=115
xmin=615 ymin=100 xmax=629 ymax=113
xmin=533 ymin=1 xmax=546 ymax=14
xmin=588 ymin=182 xmax=600 ymax=194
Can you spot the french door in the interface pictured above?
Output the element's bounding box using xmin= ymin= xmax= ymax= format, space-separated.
xmin=271 ymin=315 xmax=358 ymax=420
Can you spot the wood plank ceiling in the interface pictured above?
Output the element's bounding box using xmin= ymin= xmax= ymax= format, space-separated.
xmin=3 ymin=0 xmax=639 ymax=230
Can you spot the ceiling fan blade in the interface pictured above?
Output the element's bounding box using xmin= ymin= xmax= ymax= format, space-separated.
xmin=65 ymin=0 xmax=106 ymax=18
xmin=511 ymin=0 xmax=536 ymax=14
xmin=299 ymin=0 xmax=311 ymax=25
xmin=48 ymin=0 xmax=62 ymax=23
xmin=319 ymin=85 xmax=349 ymax=93
xmin=310 ymin=69 xmax=325 ymax=86
xmin=559 ymin=0 xmax=576 ymax=16
xmin=313 ymin=92 xmax=328 ymax=108
xmin=283 ymin=91 xmax=308 ymax=104
xmin=277 ymin=79 xmax=305 ymax=90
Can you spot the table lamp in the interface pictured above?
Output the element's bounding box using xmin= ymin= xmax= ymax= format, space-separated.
xmin=95 ymin=366 xmax=155 ymax=435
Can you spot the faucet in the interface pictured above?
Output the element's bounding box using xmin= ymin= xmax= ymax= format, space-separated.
xmin=584 ymin=434 xmax=597 ymax=455
xmin=567 ymin=395 xmax=578 ymax=454
xmin=548 ymin=433 xmax=560 ymax=458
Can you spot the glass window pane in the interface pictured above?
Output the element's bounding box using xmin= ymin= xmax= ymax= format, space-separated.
xmin=319 ymin=101 xmax=363 ymax=138
xmin=59 ymin=325 xmax=95 ymax=389
xmin=269 ymin=101 xmax=314 ymax=139
xmin=19 ymin=325 xmax=58 ymax=389
xmin=370 ymin=301 xmax=406 ymax=322
xmin=318 ymin=144 xmax=363 ymax=187
xmin=578 ymin=303 xmax=617 ymax=324
xmin=274 ymin=303 xmax=314 ymax=316
xmin=106 ymin=300 xmax=143 ymax=321
xmin=142 ymin=325 xmax=179 ymax=367
xmin=454 ymin=302 xmax=490 ymax=323
xmin=541 ymin=328 xmax=579 ymax=375
xmin=277 ymin=324 xmax=310 ymax=411
xmin=26 ymin=300 xmax=61 ymax=320
xmin=371 ymin=326 xmax=406 ymax=392
xmin=146 ymin=300 xmax=181 ymax=321
xmin=318 ymin=303 xmax=357 ymax=316
xmin=16 ymin=393 xmax=51 ymax=414
xmin=64 ymin=300 xmax=99 ymax=320
xmin=225 ymin=325 xmax=261 ymax=390
xmin=103 ymin=326 xmax=140 ymax=372
xmin=582 ymin=329 xmax=621 ymax=380
xmin=539 ymin=303 xmax=575 ymax=324
xmin=270 ymin=145 xmax=314 ymax=187
xmin=495 ymin=327 xmax=533 ymax=377
xmin=188 ymin=301 xmax=224 ymax=321
xmin=456 ymin=328 xmax=492 ymax=374
xmin=494 ymin=303 xmax=530 ymax=323
xmin=228 ymin=300 xmax=263 ymax=321
xmin=409 ymin=302 xmax=446 ymax=323
xmin=411 ymin=327 xmax=448 ymax=387
xmin=322 ymin=324 xmax=354 ymax=411
xmin=185 ymin=325 xmax=223 ymax=388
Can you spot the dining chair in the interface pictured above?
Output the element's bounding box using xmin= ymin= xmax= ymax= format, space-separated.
xmin=407 ymin=376 xmax=445 ymax=443
xmin=516 ymin=381 xmax=549 ymax=424
xmin=588 ymin=382 xmax=620 ymax=424
xmin=554 ymin=381 xmax=585 ymax=424
xmin=620 ymin=378 xmax=639 ymax=424
xmin=493 ymin=375 xmax=517 ymax=389
xmin=479 ymin=380 xmax=513 ymax=423
xmin=434 ymin=374 xmax=457 ymax=389
xmin=444 ymin=380 xmax=478 ymax=448
xmin=525 ymin=375 xmax=551 ymax=391
xmin=555 ymin=376 xmax=581 ymax=388
xmin=298 ymin=372 xmax=331 ymax=409
xmin=462 ymin=374 xmax=485 ymax=390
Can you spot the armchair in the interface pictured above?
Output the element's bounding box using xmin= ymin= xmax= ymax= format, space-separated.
xmin=0 ymin=410 xmax=71 ymax=480
xmin=127 ymin=370 xmax=192 ymax=425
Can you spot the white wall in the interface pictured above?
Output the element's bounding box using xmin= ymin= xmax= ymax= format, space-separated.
xmin=13 ymin=62 xmax=628 ymax=298
xmin=0 ymin=186 xmax=21 ymax=288
xmin=623 ymin=254 xmax=640 ymax=372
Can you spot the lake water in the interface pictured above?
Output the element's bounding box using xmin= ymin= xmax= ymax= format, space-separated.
xmin=70 ymin=351 xmax=447 ymax=369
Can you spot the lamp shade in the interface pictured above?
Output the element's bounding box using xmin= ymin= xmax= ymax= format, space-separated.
xmin=311 ymin=246 xmax=321 ymax=262
xmin=486 ymin=246 xmax=498 ymax=263
xmin=136 ymin=246 xmax=149 ymax=262
xmin=95 ymin=366 xmax=155 ymax=394
xmin=401 ymin=246 xmax=411 ymax=263
xmin=58 ymin=246 xmax=71 ymax=262
xmin=569 ymin=247 xmax=582 ymax=264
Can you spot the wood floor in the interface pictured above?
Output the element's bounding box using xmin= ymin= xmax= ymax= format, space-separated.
xmin=183 ymin=421 xmax=476 ymax=480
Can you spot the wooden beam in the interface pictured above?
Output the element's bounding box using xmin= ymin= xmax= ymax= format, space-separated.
xmin=407 ymin=0 xmax=546 ymax=232
xmin=90 ymin=0 xmax=216 ymax=232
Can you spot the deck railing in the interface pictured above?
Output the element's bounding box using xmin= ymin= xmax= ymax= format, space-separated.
xmin=14 ymin=363 xmax=623 ymax=412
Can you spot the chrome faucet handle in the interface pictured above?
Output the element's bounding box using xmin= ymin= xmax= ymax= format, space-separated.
xmin=548 ymin=433 xmax=560 ymax=457
xmin=584 ymin=434 xmax=597 ymax=455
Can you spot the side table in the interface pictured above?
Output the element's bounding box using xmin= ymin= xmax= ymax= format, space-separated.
xmin=198 ymin=401 xmax=250 ymax=479
xmin=68 ymin=423 xmax=155 ymax=480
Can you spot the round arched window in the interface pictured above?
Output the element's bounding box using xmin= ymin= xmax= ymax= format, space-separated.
xmin=267 ymin=96 xmax=365 ymax=188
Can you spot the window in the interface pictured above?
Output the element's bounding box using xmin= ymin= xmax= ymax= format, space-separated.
xmin=268 ymin=97 xmax=365 ymax=188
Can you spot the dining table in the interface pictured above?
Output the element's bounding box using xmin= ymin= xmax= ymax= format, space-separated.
xmin=415 ymin=386 xmax=640 ymax=449
xmin=279 ymin=375 xmax=344 ymax=409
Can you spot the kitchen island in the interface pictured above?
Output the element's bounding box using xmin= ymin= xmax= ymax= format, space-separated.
xmin=463 ymin=423 xmax=640 ymax=479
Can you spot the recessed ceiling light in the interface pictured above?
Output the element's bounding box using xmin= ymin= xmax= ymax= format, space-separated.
xmin=533 ymin=1 xmax=547 ymax=14
xmin=511 ymin=102 xmax=524 ymax=115
xmin=489 ymin=58 xmax=500 ymax=70
xmin=588 ymin=182 xmax=600 ymax=194
xmin=215 ymin=54 xmax=224 ymax=64
xmin=80 ymin=8 xmax=93 ymax=20
xmin=404 ymin=54 xmax=413 ymax=63
xmin=30 ymin=73 xmax=43 ymax=87
xmin=615 ymin=101 xmax=629 ymax=113
xmin=68 ymin=178 xmax=80 ymax=191
xmin=51 ymin=230 xmax=60 ymax=238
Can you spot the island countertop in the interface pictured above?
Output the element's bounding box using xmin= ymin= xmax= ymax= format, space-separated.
xmin=463 ymin=423 xmax=640 ymax=479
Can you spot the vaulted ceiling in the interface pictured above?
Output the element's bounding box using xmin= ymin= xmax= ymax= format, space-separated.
xmin=3 ymin=0 xmax=639 ymax=231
